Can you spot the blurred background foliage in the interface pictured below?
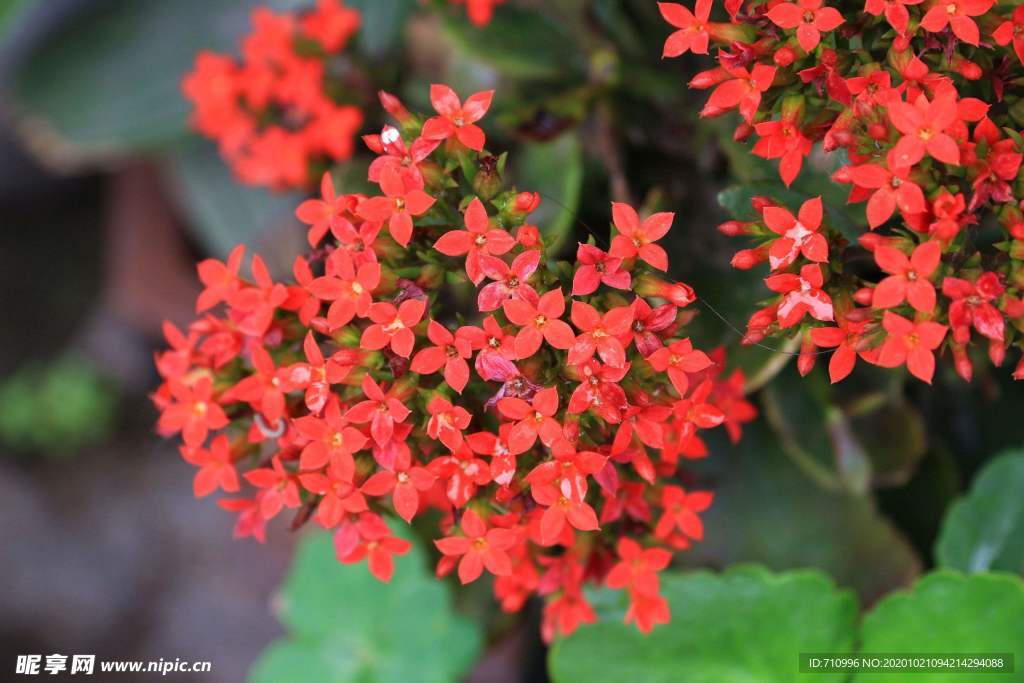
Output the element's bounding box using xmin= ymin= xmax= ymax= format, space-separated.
xmin=0 ymin=0 xmax=1021 ymax=681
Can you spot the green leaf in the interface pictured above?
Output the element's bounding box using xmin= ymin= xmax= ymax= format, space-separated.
xmin=856 ymin=572 xmax=1024 ymax=683
xmin=935 ymin=451 xmax=1024 ymax=574
xmin=9 ymin=0 xmax=309 ymax=163
xmin=514 ymin=131 xmax=583 ymax=254
xmin=439 ymin=4 xmax=583 ymax=80
xmin=681 ymin=421 xmax=922 ymax=603
xmin=166 ymin=140 xmax=305 ymax=266
xmin=549 ymin=565 xmax=858 ymax=683
xmin=346 ymin=0 xmax=415 ymax=59
xmin=249 ymin=530 xmax=482 ymax=683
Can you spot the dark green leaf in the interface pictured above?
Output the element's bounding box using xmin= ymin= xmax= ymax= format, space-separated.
xmin=935 ymin=451 xmax=1024 ymax=574
xmin=514 ymin=131 xmax=583 ymax=254
xmin=439 ymin=4 xmax=583 ymax=80
xmin=346 ymin=0 xmax=415 ymax=59
xmin=9 ymin=0 xmax=309 ymax=162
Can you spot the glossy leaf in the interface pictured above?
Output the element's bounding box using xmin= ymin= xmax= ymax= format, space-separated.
xmin=935 ymin=451 xmax=1024 ymax=574
xmin=249 ymin=529 xmax=482 ymax=683
xmin=549 ymin=565 xmax=858 ymax=683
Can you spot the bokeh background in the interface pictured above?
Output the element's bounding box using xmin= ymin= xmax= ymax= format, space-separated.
xmin=1 ymin=1 xmax=1023 ymax=682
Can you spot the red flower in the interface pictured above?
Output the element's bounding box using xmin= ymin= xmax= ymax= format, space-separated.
xmin=654 ymin=485 xmax=712 ymax=541
xmin=752 ymin=117 xmax=813 ymax=187
xmin=334 ymin=513 xmax=412 ymax=583
xmin=299 ymin=462 xmax=368 ymax=529
xmin=410 ymin=321 xmax=475 ymax=393
xmin=919 ymin=0 xmax=993 ymax=45
xmin=434 ymin=197 xmax=515 ymax=284
xmin=567 ymin=360 xmax=630 ymax=423
xmin=365 ymin=125 xmax=440 ymax=188
xmin=426 ymin=397 xmax=472 ymax=451
xmin=763 ymin=196 xmax=829 ymax=270
xmin=647 ymin=339 xmax=714 ymax=397
xmin=294 ymin=400 xmax=368 ymax=474
xmin=309 ymin=249 xmax=380 ymax=329
xmin=434 ymin=509 xmax=516 ymax=583
xmin=502 ymin=288 xmax=575 ymax=359
xmin=286 ymin=332 xmax=353 ymax=414
xmin=497 ymin=387 xmax=563 ymax=453
xmin=478 ymin=250 xmax=541 ymax=311
xmin=877 ymin=311 xmax=948 ymax=384
xmin=181 ymin=434 xmax=239 ymax=497
xmin=568 ymin=302 xmax=634 ymax=368
xmin=943 ymin=272 xmax=1005 ymax=343
xmin=196 ymin=244 xmax=244 ymax=311
xmin=530 ymin=466 xmax=604 ymax=544
xmin=630 ymin=299 xmax=678 ymax=357
xmin=571 ymin=244 xmax=631 ymax=296
xmin=428 ymin=445 xmax=491 ymax=508
xmin=844 ymin=161 xmax=926 ymax=229
xmin=765 ymin=0 xmax=844 ymax=52
xmin=700 ymin=64 xmax=777 ymax=124
xmin=765 ymin=264 xmax=835 ymax=328
xmin=872 ymin=240 xmax=942 ymax=313
xmin=449 ymin=0 xmax=507 ymax=28
xmin=421 ymin=84 xmax=494 ymax=152
xmin=221 ymin=346 xmax=288 ymax=423
xmin=863 ymin=0 xmax=924 ymax=34
xmin=244 ymin=456 xmax=302 ymax=520
xmin=228 ymin=254 xmax=288 ymax=337
xmin=606 ymin=538 xmax=672 ymax=596
xmin=889 ymin=91 xmax=961 ymax=168
xmin=659 ymin=0 xmax=713 ymax=57
xmin=356 ymin=166 xmax=435 ymax=247
xmin=609 ymin=202 xmax=674 ymax=271
xmin=994 ymin=7 xmax=1024 ymax=64
xmin=295 ymin=173 xmax=356 ymax=247
xmin=344 ymin=375 xmax=411 ymax=447
xmin=360 ymin=298 xmax=427 ymax=358
xmin=810 ymin=317 xmax=870 ymax=383
xmin=157 ymin=376 xmax=228 ymax=447
xmin=361 ymin=458 xmax=436 ymax=523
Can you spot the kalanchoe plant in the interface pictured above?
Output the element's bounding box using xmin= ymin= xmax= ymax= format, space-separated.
xmin=660 ymin=0 xmax=1024 ymax=384
xmin=182 ymin=0 xmax=364 ymax=190
xmin=152 ymin=85 xmax=757 ymax=641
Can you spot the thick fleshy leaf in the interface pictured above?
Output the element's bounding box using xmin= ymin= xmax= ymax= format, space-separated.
xmin=249 ymin=529 xmax=481 ymax=683
xmin=550 ymin=565 xmax=858 ymax=683
xmin=855 ymin=572 xmax=1024 ymax=682
xmin=935 ymin=451 xmax=1024 ymax=574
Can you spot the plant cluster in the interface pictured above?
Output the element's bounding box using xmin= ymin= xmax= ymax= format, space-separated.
xmin=661 ymin=0 xmax=1024 ymax=383
xmin=153 ymin=85 xmax=757 ymax=639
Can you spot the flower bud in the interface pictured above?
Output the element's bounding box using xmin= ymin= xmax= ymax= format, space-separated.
xmin=472 ymin=155 xmax=503 ymax=199
xmin=730 ymin=246 xmax=768 ymax=270
xmin=853 ymin=287 xmax=874 ymax=306
xmin=952 ymin=343 xmax=973 ymax=382
xmin=517 ymin=224 xmax=542 ymax=249
xmin=774 ymin=46 xmax=797 ymax=67
xmin=513 ymin=191 xmax=541 ymax=215
xmin=378 ymin=90 xmax=414 ymax=127
xmin=797 ymin=337 xmax=816 ymax=377
xmin=689 ymin=67 xmax=731 ymax=90
xmin=717 ymin=220 xmax=752 ymax=236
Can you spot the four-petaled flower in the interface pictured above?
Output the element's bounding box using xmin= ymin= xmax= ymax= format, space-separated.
xmin=434 ymin=197 xmax=515 ymax=284
xmin=877 ymin=311 xmax=949 ymax=384
xmin=658 ymin=0 xmax=713 ymax=57
xmin=647 ymin=338 xmax=714 ymax=396
xmin=434 ymin=509 xmax=516 ymax=583
xmin=766 ymin=0 xmax=844 ymax=53
xmin=421 ymin=84 xmax=494 ymax=152
xmin=872 ymin=240 xmax=942 ymax=313
xmin=503 ymin=288 xmax=576 ymax=359
xmin=609 ymin=202 xmax=674 ymax=271
xmin=360 ymin=298 xmax=427 ymax=358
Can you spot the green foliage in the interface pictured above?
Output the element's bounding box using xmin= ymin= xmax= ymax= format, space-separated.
xmin=166 ymin=140 xmax=305 ymax=261
xmin=549 ymin=565 xmax=858 ymax=683
xmin=935 ymin=451 xmax=1024 ymax=575
xmin=345 ymin=0 xmax=415 ymax=59
xmin=550 ymin=568 xmax=1024 ymax=683
xmin=248 ymin=530 xmax=482 ymax=683
xmin=438 ymin=3 xmax=584 ymax=80
xmin=857 ymin=572 xmax=1024 ymax=683
xmin=9 ymin=0 xmax=310 ymax=163
xmin=681 ymin=421 xmax=921 ymax=603
xmin=514 ymin=131 xmax=583 ymax=254
xmin=0 ymin=353 xmax=116 ymax=455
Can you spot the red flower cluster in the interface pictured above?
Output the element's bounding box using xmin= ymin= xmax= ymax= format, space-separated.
xmin=154 ymin=85 xmax=756 ymax=640
xmin=182 ymin=0 xmax=364 ymax=190
xmin=661 ymin=0 xmax=1024 ymax=384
